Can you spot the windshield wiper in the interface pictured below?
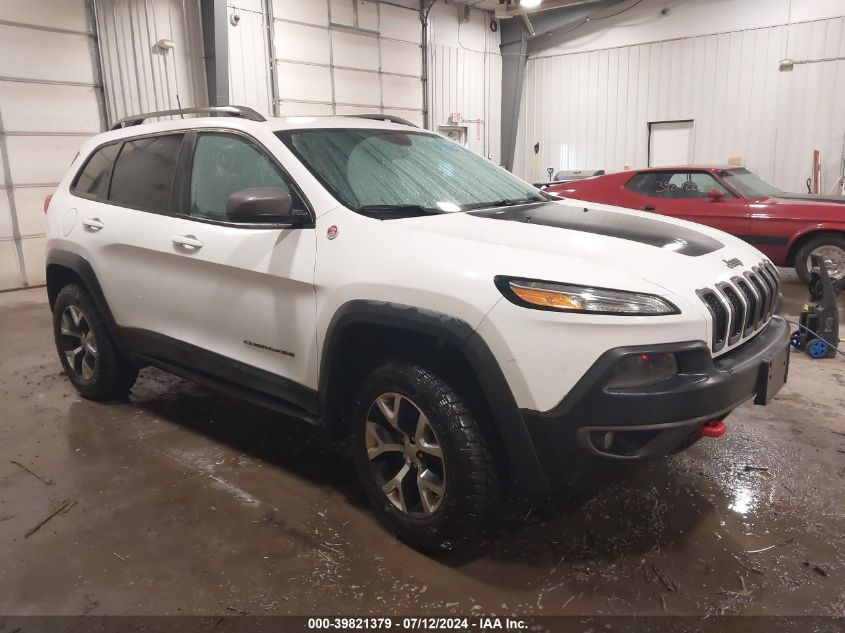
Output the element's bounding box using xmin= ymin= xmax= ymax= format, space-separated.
xmin=354 ymin=204 xmax=442 ymax=219
xmin=464 ymin=197 xmax=546 ymax=211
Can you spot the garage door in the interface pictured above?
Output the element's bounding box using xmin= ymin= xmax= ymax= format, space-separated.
xmin=272 ymin=0 xmax=423 ymax=125
xmin=0 ymin=0 xmax=105 ymax=291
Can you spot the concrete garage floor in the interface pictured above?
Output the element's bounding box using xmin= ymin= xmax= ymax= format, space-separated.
xmin=0 ymin=274 xmax=843 ymax=619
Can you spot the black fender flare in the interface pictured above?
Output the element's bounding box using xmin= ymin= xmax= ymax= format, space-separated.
xmin=46 ymin=249 xmax=131 ymax=358
xmin=319 ymin=300 xmax=549 ymax=490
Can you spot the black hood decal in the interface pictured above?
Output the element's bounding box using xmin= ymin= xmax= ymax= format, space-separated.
xmin=469 ymin=202 xmax=724 ymax=257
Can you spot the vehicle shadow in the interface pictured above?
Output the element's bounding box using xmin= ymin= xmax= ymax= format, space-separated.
xmin=72 ymin=367 xmax=720 ymax=580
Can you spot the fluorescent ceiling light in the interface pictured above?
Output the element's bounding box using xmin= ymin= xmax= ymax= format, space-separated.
xmin=521 ymin=0 xmax=542 ymax=7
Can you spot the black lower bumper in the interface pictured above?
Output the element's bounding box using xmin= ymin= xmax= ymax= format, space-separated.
xmin=520 ymin=316 xmax=790 ymax=483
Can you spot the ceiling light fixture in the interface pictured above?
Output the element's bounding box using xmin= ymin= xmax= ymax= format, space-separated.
xmin=520 ymin=0 xmax=542 ymax=8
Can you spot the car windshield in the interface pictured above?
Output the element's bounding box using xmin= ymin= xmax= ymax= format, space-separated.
xmin=718 ymin=168 xmax=782 ymax=198
xmin=276 ymin=128 xmax=546 ymax=215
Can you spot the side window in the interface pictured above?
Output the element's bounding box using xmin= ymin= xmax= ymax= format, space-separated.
xmin=654 ymin=171 xmax=731 ymax=199
xmin=189 ymin=133 xmax=302 ymax=221
xmin=625 ymin=173 xmax=661 ymax=197
xmin=72 ymin=143 xmax=120 ymax=200
xmin=109 ymin=134 xmax=184 ymax=213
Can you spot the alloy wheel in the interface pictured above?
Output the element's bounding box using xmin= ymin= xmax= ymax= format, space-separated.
xmin=60 ymin=305 xmax=98 ymax=381
xmin=808 ymin=245 xmax=845 ymax=280
xmin=365 ymin=392 xmax=445 ymax=517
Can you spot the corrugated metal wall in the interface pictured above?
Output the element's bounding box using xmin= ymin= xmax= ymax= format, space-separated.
xmin=95 ymin=0 xmax=207 ymax=125
xmin=514 ymin=16 xmax=845 ymax=193
xmin=428 ymin=4 xmax=502 ymax=162
xmin=0 ymin=0 xmax=104 ymax=290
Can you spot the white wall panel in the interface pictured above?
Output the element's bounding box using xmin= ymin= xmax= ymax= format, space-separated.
xmin=275 ymin=21 xmax=331 ymax=65
xmin=97 ymin=0 xmax=206 ymax=124
xmin=382 ymin=73 xmax=421 ymax=109
xmin=6 ymin=136 xmax=84 ymax=185
xmin=20 ymin=236 xmax=46 ymax=286
xmin=334 ymin=68 xmax=381 ymax=106
xmin=427 ymin=3 xmax=502 ymax=162
xmin=0 ymin=25 xmax=95 ymax=84
xmin=515 ymin=16 xmax=845 ymax=193
xmin=1 ymin=0 xmax=90 ymax=32
xmin=276 ymin=62 xmax=333 ymax=103
xmin=332 ymin=31 xmax=380 ymax=71
xmin=381 ymin=39 xmax=421 ymax=76
xmin=0 ymin=243 xmax=21 ymax=290
xmin=380 ymin=3 xmax=419 ymax=43
xmin=229 ymin=5 xmax=271 ymax=116
xmin=0 ymin=195 xmax=12 ymax=240
xmin=278 ymin=101 xmax=334 ymax=116
xmin=0 ymin=83 xmax=100 ymax=134
xmin=273 ymin=0 xmax=328 ymax=26
xmin=14 ymin=187 xmax=51 ymax=237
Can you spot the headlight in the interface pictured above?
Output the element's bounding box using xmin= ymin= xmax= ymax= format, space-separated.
xmin=605 ymin=352 xmax=678 ymax=389
xmin=495 ymin=277 xmax=679 ymax=315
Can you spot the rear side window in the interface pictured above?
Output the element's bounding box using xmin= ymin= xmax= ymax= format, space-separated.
xmin=72 ymin=143 xmax=120 ymax=200
xmin=109 ymin=134 xmax=184 ymax=213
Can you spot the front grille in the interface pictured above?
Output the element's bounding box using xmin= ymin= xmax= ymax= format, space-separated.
xmin=698 ymin=260 xmax=779 ymax=353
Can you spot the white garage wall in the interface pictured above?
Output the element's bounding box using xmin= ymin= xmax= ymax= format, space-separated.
xmin=515 ymin=1 xmax=845 ymax=193
xmin=95 ymin=0 xmax=207 ymax=125
xmin=427 ymin=2 xmax=502 ymax=162
xmin=0 ymin=0 xmax=105 ymax=290
xmin=228 ymin=0 xmax=424 ymax=125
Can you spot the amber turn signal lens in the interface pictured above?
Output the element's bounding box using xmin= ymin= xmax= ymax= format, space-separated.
xmin=510 ymin=284 xmax=583 ymax=310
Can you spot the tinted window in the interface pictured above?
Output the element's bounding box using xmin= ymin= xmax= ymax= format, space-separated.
xmin=109 ymin=134 xmax=184 ymax=213
xmin=626 ymin=171 xmax=730 ymax=199
xmin=73 ymin=143 xmax=120 ymax=200
xmin=189 ymin=133 xmax=300 ymax=221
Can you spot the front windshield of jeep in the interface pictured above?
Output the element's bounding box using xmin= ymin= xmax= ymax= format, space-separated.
xmin=276 ymin=128 xmax=545 ymax=215
xmin=718 ymin=168 xmax=783 ymax=198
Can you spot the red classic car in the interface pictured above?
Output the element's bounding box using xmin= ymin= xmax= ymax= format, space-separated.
xmin=545 ymin=166 xmax=845 ymax=282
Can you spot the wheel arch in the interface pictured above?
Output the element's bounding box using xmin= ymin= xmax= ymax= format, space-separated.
xmin=318 ymin=300 xmax=549 ymax=490
xmin=785 ymin=226 xmax=845 ymax=266
xmin=46 ymin=250 xmax=130 ymax=357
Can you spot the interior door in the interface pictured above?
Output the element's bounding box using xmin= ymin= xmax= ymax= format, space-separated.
xmin=163 ymin=130 xmax=318 ymax=393
xmin=648 ymin=121 xmax=694 ymax=167
xmin=628 ymin=170 xmax=750 ymax=236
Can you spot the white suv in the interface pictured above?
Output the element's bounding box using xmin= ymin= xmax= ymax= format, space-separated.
xmin=45 ymin=106 xmax=790 ymax=551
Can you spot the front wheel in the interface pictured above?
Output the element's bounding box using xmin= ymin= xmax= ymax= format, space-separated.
xmin=794 ymin=233 xmax=845 ymax=283
xmin=350 ymin=361 xmax=499 ymax=552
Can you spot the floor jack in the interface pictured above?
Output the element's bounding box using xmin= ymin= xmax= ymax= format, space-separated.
xmin=789 ymin=254 xmax=841 ymax=358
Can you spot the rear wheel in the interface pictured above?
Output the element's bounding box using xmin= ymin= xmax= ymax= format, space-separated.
xmin=53 ymin=284 xmax=138 ymax=400
xmin=350 ymin=361 xmax=499 ymax=552
xmin=794 ymin=233 xmax=845 ymax=283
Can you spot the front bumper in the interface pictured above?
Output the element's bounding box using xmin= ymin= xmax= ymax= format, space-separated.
xmin=520 ymin=316 xmax=790 ymax=482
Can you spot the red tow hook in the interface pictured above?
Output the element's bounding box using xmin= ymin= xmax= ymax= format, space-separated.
xmin=700 ymin=419 xmax=727 ymax=438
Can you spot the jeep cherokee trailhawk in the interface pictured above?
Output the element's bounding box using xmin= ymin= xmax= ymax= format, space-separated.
xmin=45 ymin=106 xmax=790 ymax=551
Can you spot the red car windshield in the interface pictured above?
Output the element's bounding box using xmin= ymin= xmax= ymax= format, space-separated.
xmin=718 ymin=168 xmax=782 ymax=198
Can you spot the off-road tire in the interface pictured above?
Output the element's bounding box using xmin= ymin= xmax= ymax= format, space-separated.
xmin=350 ymin=361 xmax=499 ymax=553
xmin=53 ymin=284 xmax=138 ymax=400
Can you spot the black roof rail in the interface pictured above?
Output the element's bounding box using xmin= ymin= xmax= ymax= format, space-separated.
xmin=342 ymin=113 xmax=418 ymax=128
xmin=110 ymin=106 xmax=266 ymax=131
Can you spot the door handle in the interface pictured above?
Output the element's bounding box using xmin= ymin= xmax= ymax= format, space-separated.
xmin=81 ymin=217 xmax=104 ymax=231
xmin=643 ymin=205 xmax=656 ymax=211
xmin=172 ymin=235 xmax=204 ymax=250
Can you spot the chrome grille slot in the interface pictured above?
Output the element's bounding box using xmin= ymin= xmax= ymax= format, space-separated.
xmin=697 ymin=289 xmax=728 ymax=352
xmin=718 ymin=283 xmax=745 ymax=345
xmin=746 ymin=271 xmax=768 ymax=328
xmin=697 ymin=260 xmax=780 ymax=353
xmin=734 ymin=278 xmax=758 ymax=335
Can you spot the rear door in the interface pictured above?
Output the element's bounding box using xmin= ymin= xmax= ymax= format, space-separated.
xmin=625 ymin=170 xmax=750 ymax=236
xmin=73 ymin=132 xmax=199 ymax=360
